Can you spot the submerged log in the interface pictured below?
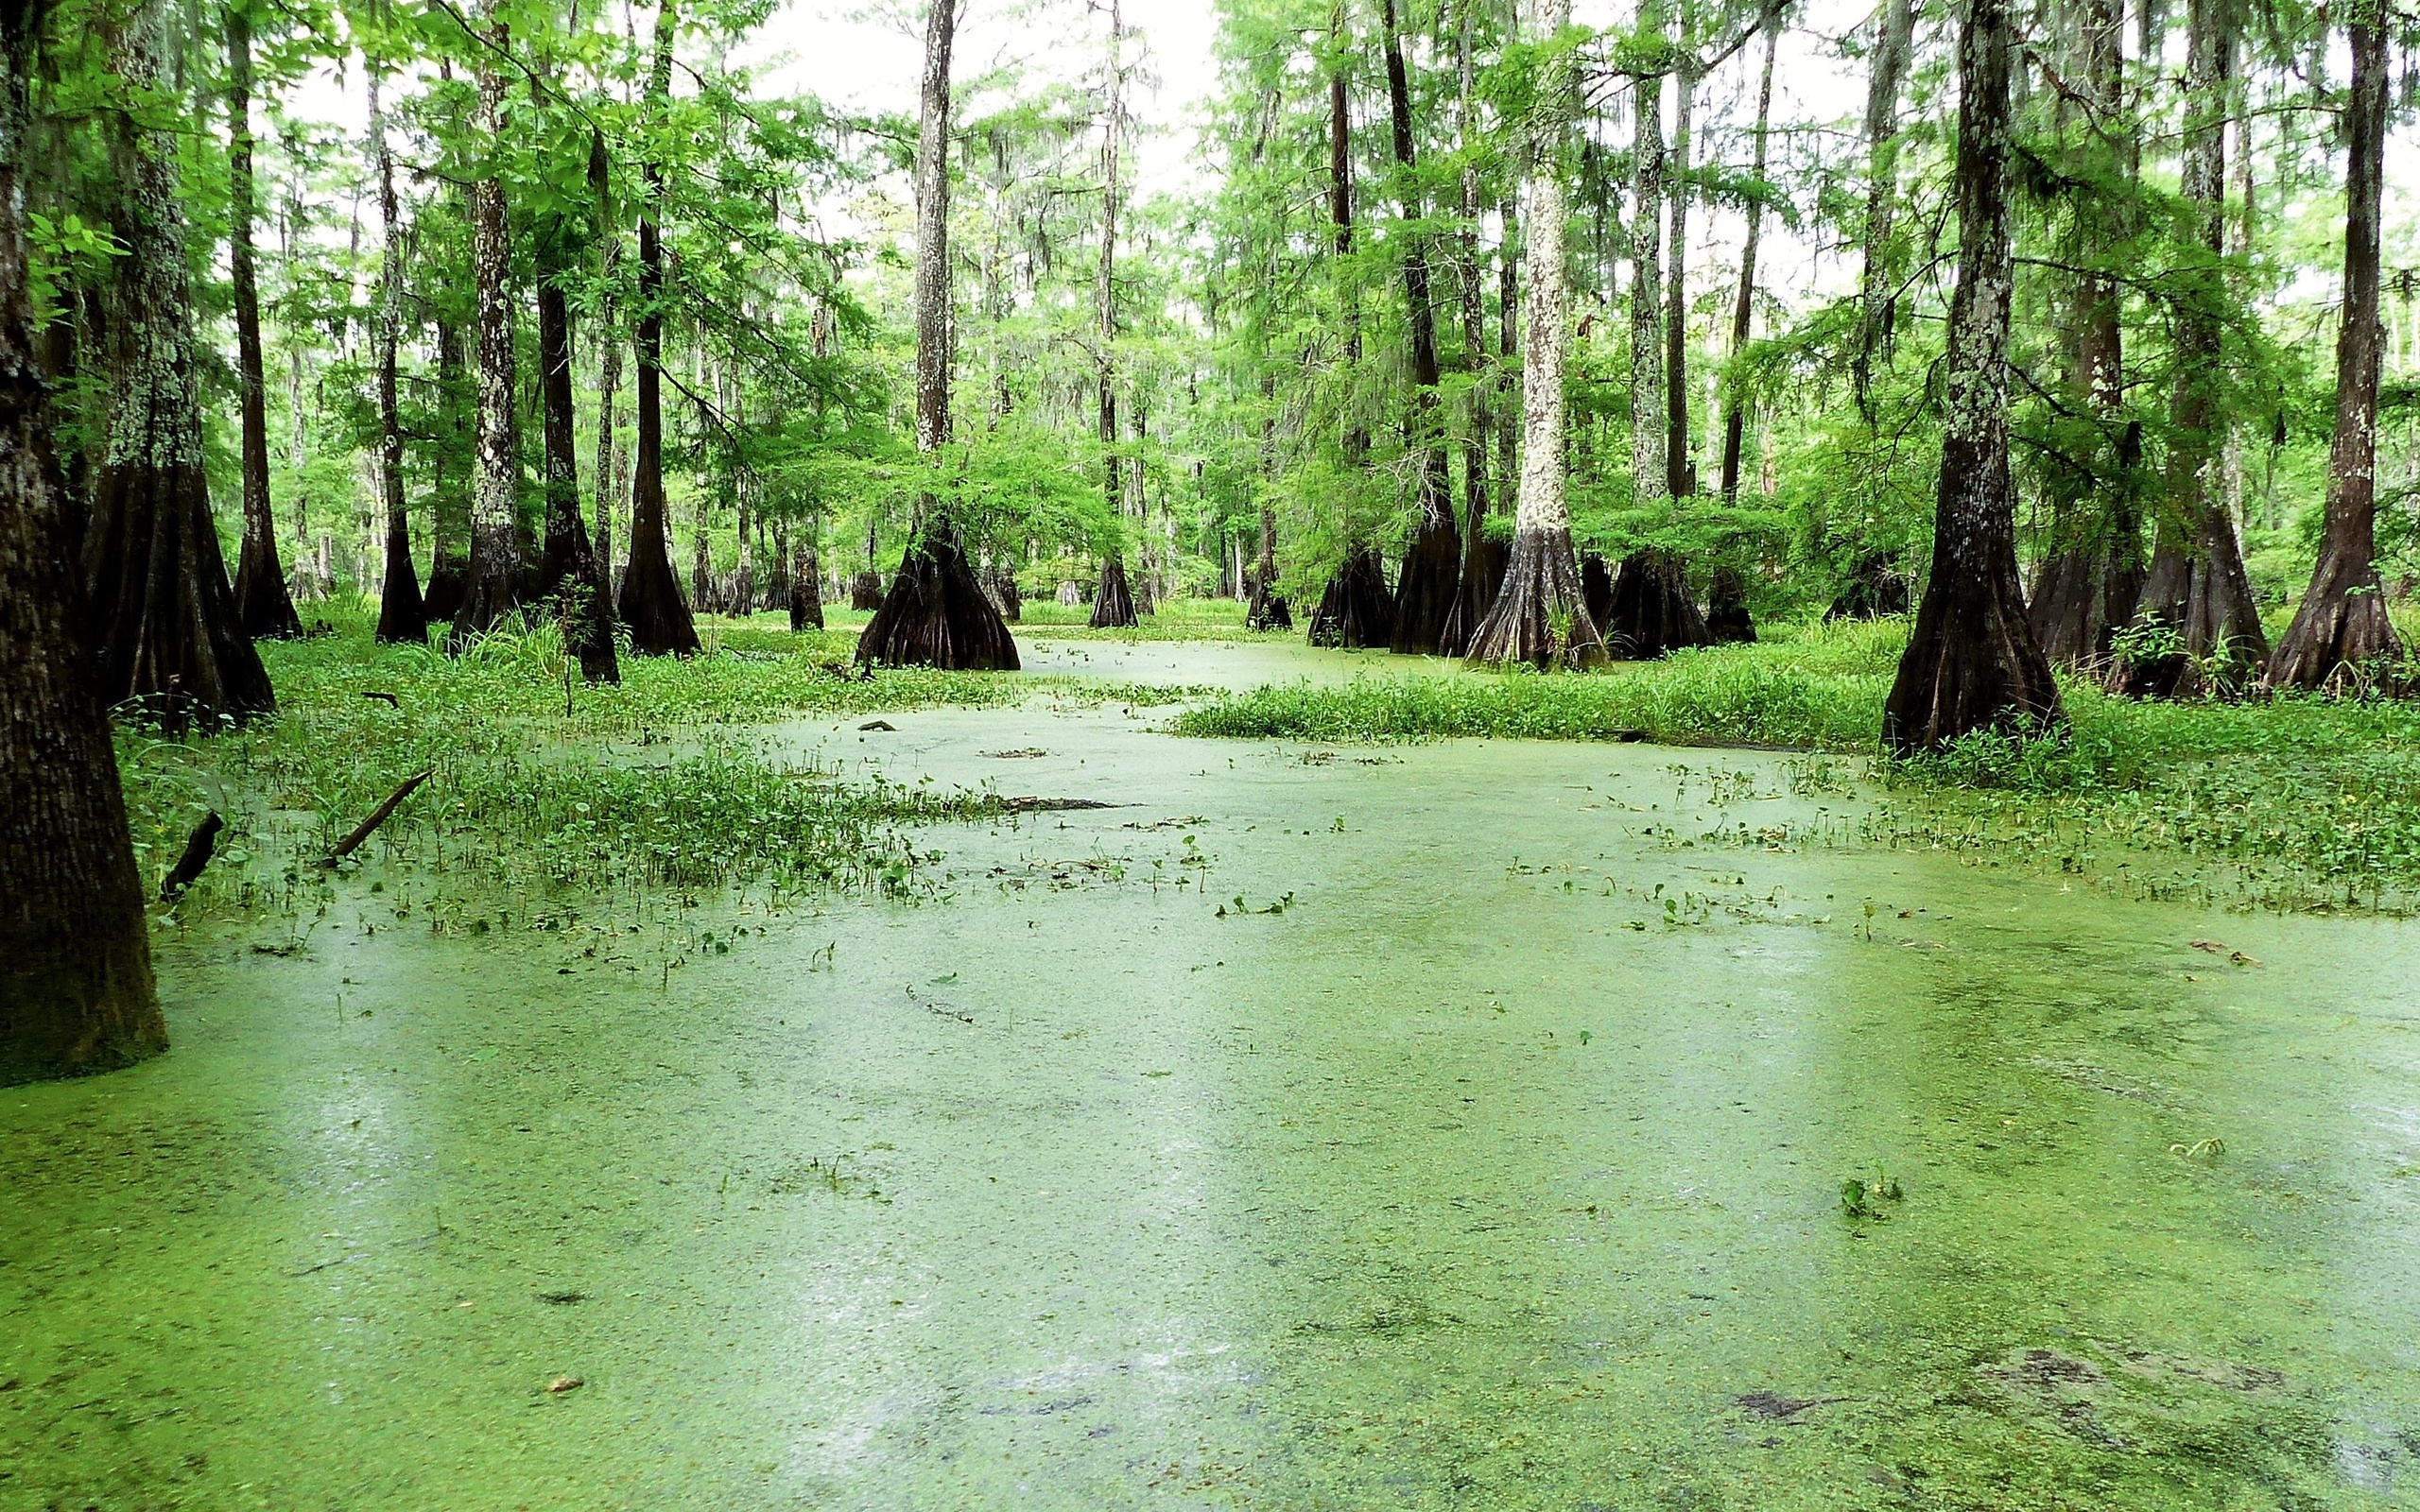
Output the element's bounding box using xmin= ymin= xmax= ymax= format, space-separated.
xmin=856 ymin=520 xmax=1019 ymax=671
xmin=1602 ymin=549 xmax=1712 ymax=659
xmin=1306 ymin=547 xmax=1394 ymax=648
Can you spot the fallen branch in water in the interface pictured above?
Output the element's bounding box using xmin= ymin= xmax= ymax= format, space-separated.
xmin=324 ymin=769 xmax=433 ymax=864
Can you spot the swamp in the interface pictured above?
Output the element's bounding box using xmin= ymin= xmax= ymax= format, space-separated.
xmin=5 ymin=0 xmax=2420 ymax=1504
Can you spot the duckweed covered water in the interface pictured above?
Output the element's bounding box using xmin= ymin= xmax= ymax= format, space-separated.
xmin=8 ymin=660 xmax=2420 ymax=1508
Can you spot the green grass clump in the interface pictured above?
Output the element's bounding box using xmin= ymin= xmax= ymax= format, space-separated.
xmin=1174 ymin=622 xmax=1896 ymax=748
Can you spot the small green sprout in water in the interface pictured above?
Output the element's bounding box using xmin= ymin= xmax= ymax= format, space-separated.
xmin=1841 ymin=1167 xmax=1906 ymax=1219
xmin=1577 ymin=1030 xmax=1593 ymax=1046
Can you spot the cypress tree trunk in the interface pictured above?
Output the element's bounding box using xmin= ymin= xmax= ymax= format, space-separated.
xmin=369 ymin=69 xmax=425 ymax=645
xmin=2268 ymin=3 xmax=2396 ymax=690
xmin=1438 ymin=0 xmax=1501 ymax=653
xmin=2118 ymin=0 xmax=2266 ymax=695
xmin=1309 ymin=10 xmax=1388 ymax=649
xmin=1466 ymin=0 xmax=1606 ymax=669
xmin=1663 ymin=30 xmax=1694 ymax=497
xmin=1883 ymin=0 xmax=2062 ymax=753
xmin=1604 ymin=548 xmax=1710 ymax=659
xmin=2029 ymin=0 xmax=2132 ymax=667
xmin=856 ymin=0 xmax=1016 ymax=669
xmin=1717 ymin=3 xmax=1779 ymax=503
xmin=1629 ymin=19 xmax=1668 ymax=521
xmin=617 ymin=0 xmax=700 ymax=656
xmin=535 ymin=248 xmax=617 ymax=679
xmin=82 ymin=0 xmax=272 ymax=729
xmin=1381 ymin=0 xmax=1461 ymax=655
xmin=1088 ymin=0 xmax=1138 ymax=630
xmin=1 ymin=0 xmax=164 ymax=1083
xmin=1853 ymin=0 xmax=1915 ymax=420
xmin=1248 ymin=372 xmax=1291 ymax=629
xmin=790 ymin=532 xmax=823 ymax=631
xmin=422 ymin=313 xmax=471 ymax=623
xmin=590 ymin=131 xmax=623 ymax=599
xmin=450 ymin=32 xmax=523 ymax=648
xmin=224 ymin=2 xmax=299 ymax=642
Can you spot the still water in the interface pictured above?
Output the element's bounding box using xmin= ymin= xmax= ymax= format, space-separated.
xmin=6 ymin=655 xmax=2418 ymax=1508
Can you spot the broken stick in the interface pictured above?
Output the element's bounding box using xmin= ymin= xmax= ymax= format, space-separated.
xmin=324 ymin=769 xmax=433 ymax=864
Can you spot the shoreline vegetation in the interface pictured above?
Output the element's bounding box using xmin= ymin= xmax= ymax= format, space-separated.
xmin=121 ymin=601 xmax=2420 ymax=926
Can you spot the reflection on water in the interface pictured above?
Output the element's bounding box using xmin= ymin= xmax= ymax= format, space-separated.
xmin=5 ymin=669 xmax=2419 ymax=1509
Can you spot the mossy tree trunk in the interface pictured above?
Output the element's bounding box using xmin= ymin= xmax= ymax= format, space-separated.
xmin=1 ymin=0 xmax=164 ymax=1084
xmin=1882 ymin=0 xmax=2062 ymax=753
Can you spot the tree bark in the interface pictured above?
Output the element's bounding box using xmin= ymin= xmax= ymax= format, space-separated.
xmin=369 ymin=69 xmax=426 ymax=645
xmin=1381 ymin=0 xmax=1461 ymax=654
xmin=1663 ymin=26 xmax=1694 ymax=496
xmin=535 ymin=249 xmax=617 ymax=679
xmin=1091 ymin=0 xmax=1137 ymax=628
xmin=1 ymin=0 xmax=164 ymax=1084
xmin=1467 ymin=0 xmax=1605 ymax=669
xmin=422 ymin=312 xmax=471 ymax=623
xmin=1629 ymin=15 xmax=1668 ymax=521
xmin=790 ymin=532 xmax=822 ymax=630
xmin=1882 ymin=0 xmax=2062 ymax=752
xmin=225 ymin=3 xmax=299 ymax=641
xmin=1717 ymin=3 xmax=1778 ymax=502
xmin=527 ymin=99 xmax=614 ymax=680
xmin=2118 ymin=0 xmax=2266 ymax=694
xmin=2028 ymin=0 xmax=2133 ymax=666
xmin=1439 ymin=0 xmax=1503 ymax=652
xmin=1852 ymin=0 xmax=1914 ymax=420
xmin=857 ymin=0 xmax=1017 ymax=669
xmin=81 ymin=0 xmax=273 ymax=729
xmin=1309 ymin=10 xmax=1388 ymax=648
xmin=618 ymin=0 xmax=700 ymax=655
xmin=450 ymin=28 xmax=523 ymax=648
xmin=2268 ymin=2 xmax=2396 ymax=689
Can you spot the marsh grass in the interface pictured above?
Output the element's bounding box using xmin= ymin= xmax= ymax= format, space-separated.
xmin=1177 ymin=616 xmax=2420 ymax=913
xmin=119 ymin=610 xmax=1032 ymax=922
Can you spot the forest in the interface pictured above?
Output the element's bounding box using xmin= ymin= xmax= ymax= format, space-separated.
xmin=3 ymin=0 xmax=2419 ymax=1503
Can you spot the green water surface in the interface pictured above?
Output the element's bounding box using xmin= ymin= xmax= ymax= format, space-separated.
xmin=6 ymin=671 xmax=2420 ymax=1509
